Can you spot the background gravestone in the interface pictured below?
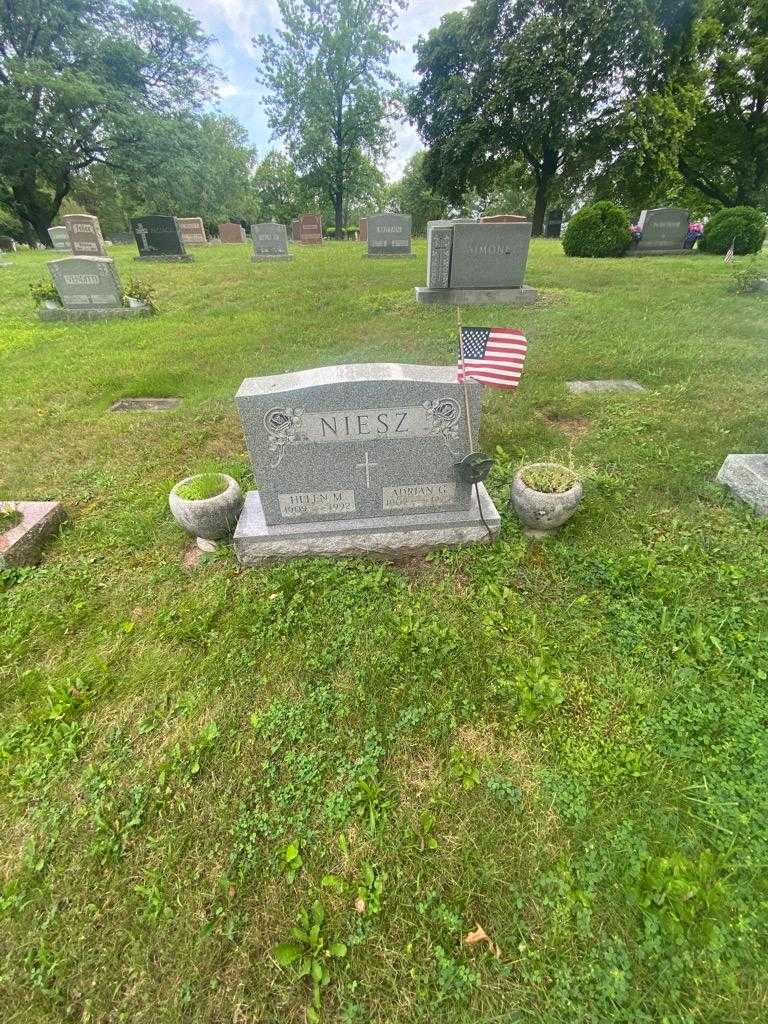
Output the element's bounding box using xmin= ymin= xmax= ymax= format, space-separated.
xmin=177 ymin=218 xmax=208 ymax=245
xmin=545 ymin=209 xmax=563 ymax=238
xmin=251 ymin=223 xmax=292 ymax=261
xmin=631 ymin=208 xmax=689 ymax=255
xmin=41 ymin=256 xmax=150 ymax=321
xmin=233 ymin=363 xmax=500 ymax=563
xmin=48 ymin=226 xmax=71 ymax=251
xmin=366 ymin=214 xmax=413 ymax=257
xmin=359 ymin=217 xmax=368 ymax=242
xmin=131 ymin=216 xmax=191 ymax=261
xmin=481 ymin=213 xmax=528 ymax=223
xmin=0 ymin=236 xmax=17 ymax=252
xmin=298 ymin=214 xmax=323 ymax=244
xmin=219 ymin=222 xmax=246 ymax=243
xmin=63 ymin=214 xmax=106 ymax=257
xmin=418 ymin=221 xmax=537 ymax=305
xmin=291 ymin=219 xmax=301 ymax=241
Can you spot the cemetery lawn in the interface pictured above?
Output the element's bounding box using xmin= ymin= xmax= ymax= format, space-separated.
xmin=2 ymin=240 xmax=768 ymax=1024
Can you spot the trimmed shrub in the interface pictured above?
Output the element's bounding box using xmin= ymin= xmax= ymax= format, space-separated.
xmin=562 ymin=201 xmax=632 ymax=257
xmin=699 ymin=206 xmax=766 ymax=255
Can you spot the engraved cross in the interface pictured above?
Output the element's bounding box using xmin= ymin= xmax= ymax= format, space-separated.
xmin=356 ymin=451 xmax=378 ymax=489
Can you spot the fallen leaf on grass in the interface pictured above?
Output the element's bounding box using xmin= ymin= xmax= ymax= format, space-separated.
xmin=354 ymin=897 xmax=366 ymax=914
xmin=464 ymin=922 xmax=501 ymax=958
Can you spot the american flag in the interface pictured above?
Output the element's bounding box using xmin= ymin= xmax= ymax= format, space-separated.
xmin=724 ymin=237 xmax=736 ymax=263
xmin=457 ymin=327 xmax=528 ymax=389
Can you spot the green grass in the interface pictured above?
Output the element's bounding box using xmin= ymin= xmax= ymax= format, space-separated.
xmin=173 ymin=472 xmax=229 ymax=501
xmin=0 ymin=506 xmax=22 ymax=532
xmin=1 ymin=240 xmax=767 ymax=1023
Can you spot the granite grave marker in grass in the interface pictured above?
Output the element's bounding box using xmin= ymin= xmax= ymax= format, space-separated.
xmin=233 ymin=362 xmax=500 ymax=563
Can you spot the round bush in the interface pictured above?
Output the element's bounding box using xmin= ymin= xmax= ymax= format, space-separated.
xmin=699 ymin=206 xmax=766 ymax=255
xmin=562 ymin=201 xmax=632 ymax=258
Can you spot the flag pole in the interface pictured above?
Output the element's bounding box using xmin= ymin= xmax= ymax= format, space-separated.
xmin=457 ymin=305 xmax=475 ymax=455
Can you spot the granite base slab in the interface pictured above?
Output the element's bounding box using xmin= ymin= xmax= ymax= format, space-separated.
xmin=716 ymin=454 xmax=768 ymax=516
xmin=251 ymin=254 xmax=293 ymax=261
xmin=0 ymin=501 xmax=67 ymax=567
xmin=133 ymin=254 xmax=193 ymax=262
xmin=415 ymin=285 xmax=538 ymax=306
xmin=39 ymin=302 xmax=152 ymax=322
xmin=234 ymin=484 xmax=500 ymax=564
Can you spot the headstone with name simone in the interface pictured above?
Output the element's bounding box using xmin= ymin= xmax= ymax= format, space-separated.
xmin=63 ymin=214 xmax=106 ymax=257
xmin=131 ymin=216 xmax=191 ymax=261
xmin=298 ymin=214 xmax=323 ymax=244
xmin=233 ymin=363 xmax=500 ymax=563
xmin=177 ymin=217 xmax=208 ymax=246
xmin=219 ymin=222 xmax=246 ymax=243
xmin=365 ymin=214 xmax=413 ymax=258
xmin=251 ymin=223 xmax=292 ymax=261
xmin=417 ymin=220 xmax=537 ymax=305
xmin=48 ymin=226 xmax=71 ymax=251
xmin=40 ymin=256 xmax=151 ymax=321
xmin=630 ymin=208 xmax=689 ymax=256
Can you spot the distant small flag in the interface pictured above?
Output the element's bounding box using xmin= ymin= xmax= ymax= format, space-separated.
xmin=724 ymin=237 xmax=736 ymax=263
xmin=458 ymin=327 xmax=528 ymax=389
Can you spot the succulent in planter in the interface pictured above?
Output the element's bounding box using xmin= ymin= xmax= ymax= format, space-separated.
xmin=510 ymin=462 xmax=583 ymax=537
xmin=169 ymin=472 xmax=244 ymax=546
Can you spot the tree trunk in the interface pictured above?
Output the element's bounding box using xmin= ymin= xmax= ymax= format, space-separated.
xmin=334 ymin=194 xmax=343 ymax=240
xmin=532 ymin=186 xmax=547 ymax=236
xmin=531 ymin=147 xmax=559 ymax=236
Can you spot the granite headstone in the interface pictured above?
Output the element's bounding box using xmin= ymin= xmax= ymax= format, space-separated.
xmin=233 ymin=363 xmax=500 ymax=563
xmin=291 ymin=219 xmax=301 ymax=242
xmin=366 ymin=214 xmax=413 ymax=257
xmin=0 ymin=235 xmax=16 ymax=252
xmin=481 ymin=213 xmax=528 ymax=223
xmin=177 ymin=217 xmax=208 ymax=245
xmin=631 ymin=208 xmax=689 ymax=255
xmin=716 ymin=454 xmax=768 ymax=516
xmin=545 ymin=209 xmax=563 ymax=239
xmin=48 ymin=226 xmax=71 ymax=251
xmin=63 ymin=214 xmax=106 ymax=257
xmin=418 ymin=220 xmax=537 ymax=305
xmin=298 ymin=214 xmax=323 ymax=244
xmin=251 ymin=223 xmax=291 ymax=261
xmin=131 ymin=216 xmax=190 ymax=261
xmin=41 ymin=256 xmax=150 ymax=321
xmin=219 ymin=221 xmax=246 ymax=243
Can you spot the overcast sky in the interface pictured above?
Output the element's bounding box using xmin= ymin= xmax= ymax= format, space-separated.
xmin=178 ymin=0 xmax=471 ymax=180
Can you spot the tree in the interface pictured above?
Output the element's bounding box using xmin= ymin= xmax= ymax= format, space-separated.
xmin=0 ymin=0 xmax=215 ymax=244
xmin=254 ymin=0 xmax=404 ymax=238
xmin=679 ymin=0 xmax=768 ymax=209
xmin=387 ymin=151 xmax=449 ymax=233
xmin=408 ymin=0 xmax=684 ymax=234
xmin=252 ymin=151 xmax=306 ymax=225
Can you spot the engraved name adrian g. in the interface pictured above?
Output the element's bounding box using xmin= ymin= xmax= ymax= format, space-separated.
xmin=264 ymin=399 xmax=463 ymax=468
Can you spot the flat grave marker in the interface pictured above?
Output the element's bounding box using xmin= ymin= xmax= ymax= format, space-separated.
xmin=110 ymin=397 xmax=181 ymax=412
xmin=0 ymin=501 xmax=67 ymax=567
xmin=567 ymin=380 xmax=645 ymax=394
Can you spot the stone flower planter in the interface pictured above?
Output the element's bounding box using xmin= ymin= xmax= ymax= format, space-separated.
xmin=510 ymin=462 xmax=583 ymax=538
xmin=169 ymin=473 xmax=244 ymax=542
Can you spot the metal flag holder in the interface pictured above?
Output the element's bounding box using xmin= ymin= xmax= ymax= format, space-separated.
xmin=454 ymin=305 xmax=494 ymax=539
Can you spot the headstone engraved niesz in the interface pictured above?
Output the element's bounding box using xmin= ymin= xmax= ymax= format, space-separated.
xmin=233 ymin=363 xmax=500 ymax=563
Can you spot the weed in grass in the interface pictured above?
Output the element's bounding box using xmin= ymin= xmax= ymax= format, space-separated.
xmin=274 ymin=900 xmax=348 ymax=1021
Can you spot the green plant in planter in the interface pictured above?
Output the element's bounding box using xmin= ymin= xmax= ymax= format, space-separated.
xmin=174 ymin=473 xmax=228 ymax=501
xmin=520 ymin=464 xmax=578 ymax=493
xmin=29 ymin=279 xmax=60 ymax=306
xmin=0 ymin=507 xmax=22 ymax=531
xmin=123 ymin=276 xmax=157 ymax=312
